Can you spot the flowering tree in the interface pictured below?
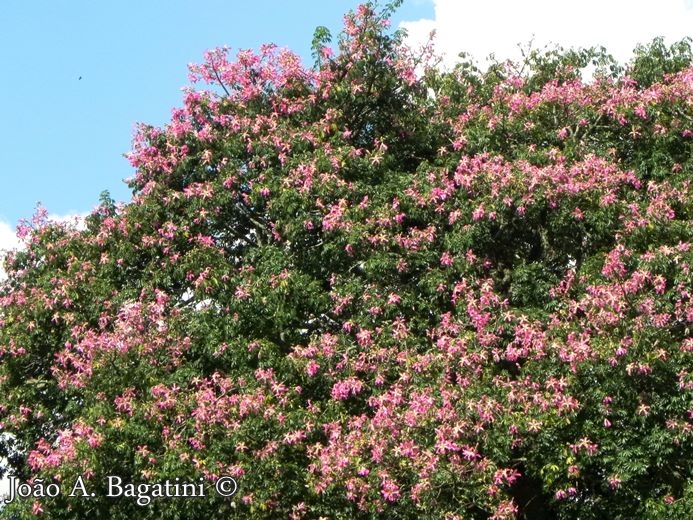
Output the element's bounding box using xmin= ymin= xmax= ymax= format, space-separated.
xmin=1 ymin=2 xmax=692 ymax=518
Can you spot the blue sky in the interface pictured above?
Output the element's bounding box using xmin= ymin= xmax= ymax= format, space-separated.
xmin=1 ymin=0 xmax=691 ymax=253
xmin=0 ymin=1 xmax=431 ymax=230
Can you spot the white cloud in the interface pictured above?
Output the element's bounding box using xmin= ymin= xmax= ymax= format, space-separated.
xmin=0 ymin=221 xmax=20 ymax=256
xmin=401 ymin=0 xmax=693 ymax=69
xmin=0 ymin=220 xmax=21 ymax=282
xmin=47 ymin=212 xmax=87 ymax=231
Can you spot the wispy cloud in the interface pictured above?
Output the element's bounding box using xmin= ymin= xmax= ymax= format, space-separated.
xmin=401 ymin=0 xmax=693 ymax=69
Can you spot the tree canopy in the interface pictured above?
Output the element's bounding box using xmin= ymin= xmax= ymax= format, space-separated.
xmin=1 ymin=2 xmax=692 ymax=518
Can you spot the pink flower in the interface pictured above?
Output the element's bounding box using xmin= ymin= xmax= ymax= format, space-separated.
xmin=461 ymin=445 xmax=480 ymax=460
xmin=306 ymin=360 xmax=320 ymax=377
xmin=330 ymin=377 xmax=363 ymax=400
xmin=608 ymin=475 xmax=621 ymax=489
xmin=472 ymin=205 xmax=485 ymax=221
xmin=234 ymin=285 xmax=250 ymax=299
xmin=356 ymin=328 xmax=373 ymax=347
xmin=380 ymin=477 xmax=400 ymax=502
xmin=493 ymin=468 xmax=521 ymax=485
xmin=440 ymin=252 xmax=454 ymax=267
xmin=652 ymin=275 xmax=666 ymax=294
xmin=386 ymin=292 xmax=401 ymax=305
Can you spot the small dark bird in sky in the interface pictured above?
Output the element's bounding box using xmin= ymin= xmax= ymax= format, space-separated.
xmin=78 ymin=76 xmax=82 ymax=80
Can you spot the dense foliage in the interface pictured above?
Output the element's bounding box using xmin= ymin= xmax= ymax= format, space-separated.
xmin=1 ymin=3 xmax=692 ymax=518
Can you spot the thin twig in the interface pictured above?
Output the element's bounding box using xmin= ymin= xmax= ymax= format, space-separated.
xmin=210 ymin=63 xmax=231 ymax=97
